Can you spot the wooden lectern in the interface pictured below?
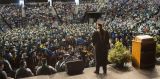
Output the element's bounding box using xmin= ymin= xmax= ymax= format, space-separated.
xmin=132 ymin=35 xmax=156 ymax=69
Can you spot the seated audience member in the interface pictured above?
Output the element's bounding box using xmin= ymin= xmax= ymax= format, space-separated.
xmin=0 ymin=60 xmax=8 ymax=79
xmin=0 ymin=53 xmax=14 ymax=77
xmin=15 ymin=60 xmax=34 ymax=79
xmin=36 ymin=59 xmax=57 ymax=75
xmin=3 ymin=59 xmax=15 ymax=78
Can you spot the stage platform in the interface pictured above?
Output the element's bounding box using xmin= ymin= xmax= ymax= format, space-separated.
xmin=19 ymin=64 xmax=160 ymax=79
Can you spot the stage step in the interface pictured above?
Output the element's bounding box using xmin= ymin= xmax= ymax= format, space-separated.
xmin=20 ymin=64 xmax=160 ymax=79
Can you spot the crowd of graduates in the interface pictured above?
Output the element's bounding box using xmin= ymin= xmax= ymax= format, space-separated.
xmin=0 ymin=23 xmax=95 ymax=78
xmin=101 ymin=0 xmax=160 ymax=46
xmin=0 ymin=0 xmax=160 ymax=79
xmin=0 ymin=4 xmax=22 ymax=31
xmin=53 ymin=2 xmax=102 ymax=24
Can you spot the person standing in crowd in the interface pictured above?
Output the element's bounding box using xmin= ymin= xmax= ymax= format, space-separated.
xmin=0 ymin=60 xmax=8 ymax=79
xmin=92 ymin=20 xmax=110 ymax=74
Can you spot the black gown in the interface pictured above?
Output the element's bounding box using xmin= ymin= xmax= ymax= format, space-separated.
xmin=92 ymin=30 xmax=110 ymax=66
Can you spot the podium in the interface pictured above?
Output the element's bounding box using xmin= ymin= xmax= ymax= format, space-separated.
xmin=132 ymin=35 xmax=156 ymax=69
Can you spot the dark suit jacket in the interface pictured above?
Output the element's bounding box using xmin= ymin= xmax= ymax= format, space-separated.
xmin=92 ymin=30 xmax=110 ymax=66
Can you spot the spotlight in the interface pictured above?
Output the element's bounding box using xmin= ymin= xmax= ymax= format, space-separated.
xmin=19 ymin=0 xmax=24 ymax=7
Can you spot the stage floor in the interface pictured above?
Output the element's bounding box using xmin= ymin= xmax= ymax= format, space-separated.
xmin=20 ymin=64 xmax=160 ymax=79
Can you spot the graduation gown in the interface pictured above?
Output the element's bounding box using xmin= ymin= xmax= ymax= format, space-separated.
xmin=92 ymin=30 xmax=110 ymax=66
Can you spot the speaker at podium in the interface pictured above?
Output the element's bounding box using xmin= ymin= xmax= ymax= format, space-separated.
xmin=132 ymin=35 xmax=156 ymax=69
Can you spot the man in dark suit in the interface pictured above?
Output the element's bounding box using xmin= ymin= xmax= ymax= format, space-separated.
xmin=92 ymin=20 xmax=110 ymax=74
